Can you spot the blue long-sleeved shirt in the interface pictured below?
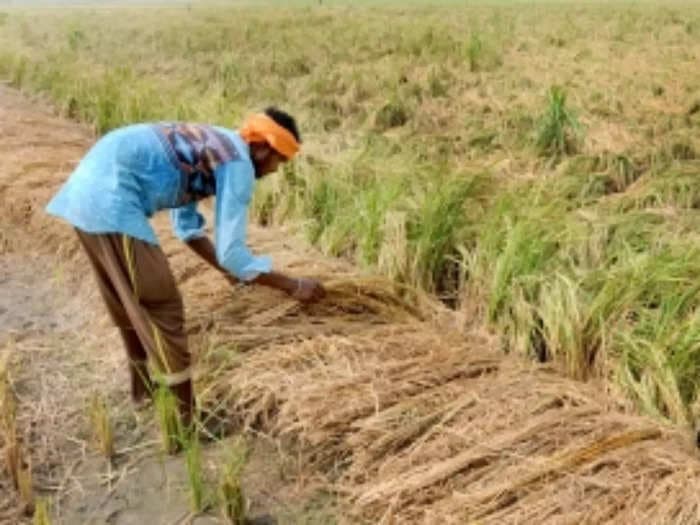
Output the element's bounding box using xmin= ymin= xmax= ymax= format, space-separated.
xmin=46 ymin=123 xmax=272 ymax=281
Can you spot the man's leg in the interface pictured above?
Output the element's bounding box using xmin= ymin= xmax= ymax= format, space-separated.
xmin=118 ymin=328 xmax=153 ymax=404
xmin=76 ymin=230 xmax=153 ymax=403
xmin=98 ymin=234 xmax=194 ymax=427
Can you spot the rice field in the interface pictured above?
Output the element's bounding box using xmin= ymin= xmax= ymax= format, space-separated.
xmin=2 ymin=0 xmax=700 ymax=522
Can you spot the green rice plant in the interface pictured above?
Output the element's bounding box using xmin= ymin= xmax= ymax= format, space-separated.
xmin=17 ymin=453 xmax=34 ymax=515
xmin=374 ymin=99 xmax=410 ymax=131
xmin=553 ymin=154 xmax=639 ymax=204
xmin=300 ymin=172 xmax=358 ymax=258
xmin=535 ymin=86 xmax=582 ymax=157
xmin=377 ymin=210 xmax=409 ymax=283
xmin=406 ymin=173 xmax=487 ymax=292
xmin=252 ymin=160 xmax=308 ymax=227
xmin=154 ymin=384 xmax=184 ymax=455
xmin=608 ymin=253 xmax=700 ymax=424
xmin=463 ymin=31 xmax=502 ymax=73
xmin=536 ymin=272 xmax=588 ymax=375
xmin=353 ymin=178 xmax=403 ymax=267
xmin=462 ymin=187 xmax=576 ymax=360
xmin=482 ymin=210 xmax=560 ymax=323
xmin=185 ymin=434 xmax=205 ymax=513
xmin=0 ymin=354 xmax=29 ymax=509
xmin=33 ymin=498 xmax=51 ymax=525
xmin=616 ymin=166 xmax=700 ymax=212
xmin=427 ymin=66 xmax=450 ymax=98
xmin=67 ymin=28 xmax=85 ymax=52
xmin=218 ymin=439 xmax=248 ymax=525
xmin=7 ymin=54 xmax=28 ymax=88
xmin=218 ymin=56 xmax=243 ymax=99
xmin=88 ymin=393 xmax=114 ymax=459
xmin=467 ymin=33 xmax=483 ymax=73
xmin=665 ymin=314 xmax=700 ymax=411
xmin=0 ymin=354 xmax=16 ymax=436
xmin=618 ymin=335 xmax=686 ymax=424
xmin=304 ymin=178 xmax=344 ymax=244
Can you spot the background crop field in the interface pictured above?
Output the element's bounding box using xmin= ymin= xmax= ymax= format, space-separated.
xmin=2 ymin=1 xmax=700 ymax=426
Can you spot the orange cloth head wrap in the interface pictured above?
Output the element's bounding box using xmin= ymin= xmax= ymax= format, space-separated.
xmin=239 ymin=113 xmax=300 ymax=160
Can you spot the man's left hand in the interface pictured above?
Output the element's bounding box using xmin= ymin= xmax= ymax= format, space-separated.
xmin=292 ymin=278 xmax=326 ymax=303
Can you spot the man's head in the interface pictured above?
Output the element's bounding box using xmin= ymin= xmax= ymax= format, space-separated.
xmin=241 ymin=107 xmax=301 ymax=179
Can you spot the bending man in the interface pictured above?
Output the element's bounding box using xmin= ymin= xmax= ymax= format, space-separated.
xmin=46 ymin=107 xmax=325 ymax=428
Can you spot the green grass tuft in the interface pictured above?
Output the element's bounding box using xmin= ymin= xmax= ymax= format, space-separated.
xmin=535 ymin=85 xmax=582 ymax=157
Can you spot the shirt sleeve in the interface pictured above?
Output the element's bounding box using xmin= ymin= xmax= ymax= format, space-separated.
xmin=170 ymin=201 xmax=206 ymax=241
xmin=214 ymin=160 xmax=272 ymax=281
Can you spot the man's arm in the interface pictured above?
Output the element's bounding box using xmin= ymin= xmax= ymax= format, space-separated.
xmin=185 ymin=236 xmax=294 ymax=293
xmin=186 ymin=235 xmax=323 ymax=300
xmin=185 ymin=236 xmax=226 ymax=275
xmin=175 ymin=162 xmax=324 ymax=301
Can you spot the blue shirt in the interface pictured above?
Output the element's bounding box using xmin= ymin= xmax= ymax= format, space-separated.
xmin=46 ymin=123 xmax=272 ymax=281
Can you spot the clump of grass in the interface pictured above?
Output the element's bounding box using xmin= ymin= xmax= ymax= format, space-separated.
xmin=467 ymin=33 xmax=483 ymax=72
xmin=463 ymin=32 xmax=501 ymax=72
xmin=0 ymin=355 xmax=16 ymax=436
xmin=33 ymin=498 xmax=51 ymax=525
xmin=535 ymin=85 xmax=582 ymax=157
xmin=669 ymin=140 xmax=696 ymax=161
xmin=374 ymin=100 xmax=410 ymax=131
xmin=274 ymin=55 xmax=311 ymax=79
xmin=7 ymin=54 xmax=28 ymax=88
xmin=218 ymin=439 xmax=248 ymax=525
xmin=407 ymin=174 xmax=485 ymax=293
xmin=427 ymin=66 xmax=450 ymax=98
xmin=153 ymin=383 xmax=210 ymax=511
xmin=546 ymin=34 xmax=566 ymax=48
xmin=354 ymin=180 xmax=402 ymax=267
xmin=154 ymin=384 xmax=184 ymax=455
xmin=66 ymin=27 xmax=85 ymax=51
xmin=16 ymin=452 xmax=34 ymax=514
xmin=0 ymin=355 xmax=32 ymax=513
xmin=304 ymin=178 xmax=348 ymax=247
xmin=185 ymin=433 xmax=205 ymax=513
xmin=88 ymin=393 xmax=114 ymax=459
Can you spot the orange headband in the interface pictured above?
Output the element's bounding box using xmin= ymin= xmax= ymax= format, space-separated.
xmin=239 ymin=113 xmax=300 ymax=160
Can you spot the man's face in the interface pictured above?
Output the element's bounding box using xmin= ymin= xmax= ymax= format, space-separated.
xmin=251 ymin=144 xmax=286 ymax=179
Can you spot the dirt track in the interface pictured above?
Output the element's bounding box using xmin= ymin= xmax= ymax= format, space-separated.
xmin=3 ymin=85 xmax=700 ymax=524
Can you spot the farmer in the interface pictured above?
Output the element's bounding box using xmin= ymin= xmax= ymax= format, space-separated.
xmin=46 ymin=107 xmax=325 ymax=429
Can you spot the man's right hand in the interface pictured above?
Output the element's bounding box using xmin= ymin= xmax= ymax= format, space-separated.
xmin=291 ymin=278 xmax=326 ymax=303
xmin=252 ymin=271 xmax=326 ymax=303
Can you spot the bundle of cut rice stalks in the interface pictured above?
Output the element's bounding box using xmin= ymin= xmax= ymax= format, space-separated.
xmin=199 ymin=317 xmax=700 ymax=524
xmin=188 ymin=275 xmax=441 ymax=358
xmin=192 ymin=265 xmax=700 ymax=524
